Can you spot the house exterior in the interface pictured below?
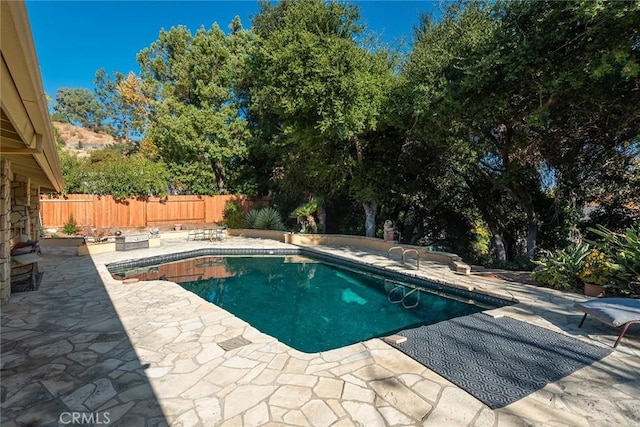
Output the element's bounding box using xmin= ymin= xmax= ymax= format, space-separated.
xmin=1 ymin=0 xmax=64 ymax=302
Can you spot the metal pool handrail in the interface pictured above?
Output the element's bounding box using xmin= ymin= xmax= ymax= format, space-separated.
xmin=388 ymin=246 xmax=420 ymax=270
xmin=402 ymin=249 xmax=420 ymax=269
xmin=387 ymin=246 xmax=404 ymax=260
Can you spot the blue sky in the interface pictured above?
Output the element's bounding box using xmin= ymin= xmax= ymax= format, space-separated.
xmin=26 ymin=1 xmax=441 ymax=98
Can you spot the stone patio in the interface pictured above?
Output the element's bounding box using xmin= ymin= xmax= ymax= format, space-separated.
xmin=1 ymin=234 xmax=639 ymax=426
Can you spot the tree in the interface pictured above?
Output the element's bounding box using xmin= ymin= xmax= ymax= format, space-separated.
xmin=137 ymin=21 xmax=250 ymax=194
xmin=52 ymin=87 xmax=105 ymax=131
xmin=402 ymin=0 xmax=639 ymax=263
xmin=95 ymin=69 xmax=149 ymax=143
xmin=249 ymin=0 xmax=396 ymax=236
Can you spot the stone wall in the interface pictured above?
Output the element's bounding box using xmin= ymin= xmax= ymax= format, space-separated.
xmin=29 ymin=185 xmax=40 ymax=240
xmin=0 ymin=164 xmax=41 ymax=303
xmin=11 ymin=174 xmax=31 ymax=241
xmin=1 ymin=160 xmax=12 ymax=302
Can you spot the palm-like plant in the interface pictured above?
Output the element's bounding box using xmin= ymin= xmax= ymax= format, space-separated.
xmin=291 ymin=198 xmax=321 ymax=233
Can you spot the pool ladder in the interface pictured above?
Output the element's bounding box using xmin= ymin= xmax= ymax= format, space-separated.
xmin=387 ymin=246 xmax=420 ymax=270
xmin=385 ymin=281 xmax=420 ymax=309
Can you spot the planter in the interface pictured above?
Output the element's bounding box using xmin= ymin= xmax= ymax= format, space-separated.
xmin=174 ymin=224 xmax=182 ymax=231
xmin=584 ymin=283 xmax=606 ymax=298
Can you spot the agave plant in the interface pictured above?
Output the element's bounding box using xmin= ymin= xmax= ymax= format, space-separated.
xmin=244 ymin=209 xmax=260 ymax=229
xmin=249 ymin=207 xmax=286 ymax=231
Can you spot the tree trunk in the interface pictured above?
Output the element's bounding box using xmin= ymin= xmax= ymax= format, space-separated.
xmin=362 ymin=201 xmax=378 ymax=237
xmin=526 ymin=210 xmax=537 ymax=260
xmin=317 ymin=204 xmax=326 ymax=233
xmin=491 ymin=231 xmax=507 ymax=266
xmin=211 ymin=160 xmax=227 ymax=194
xmin=307 ymin=215 xmax=318 ymax=233
xmin=512 ymin=187 xmax=538 ymax=260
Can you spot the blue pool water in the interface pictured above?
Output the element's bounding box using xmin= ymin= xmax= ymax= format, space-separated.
xmin=171 ymin=255 xmax=489 ymax=353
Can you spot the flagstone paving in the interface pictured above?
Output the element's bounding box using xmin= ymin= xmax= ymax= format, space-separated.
xmin=1 ymin=234 xmax=639 ymax=426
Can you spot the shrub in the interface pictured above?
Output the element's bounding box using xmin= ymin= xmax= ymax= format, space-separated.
xmin=62 ymin=215 xmax=79 ymax=235
xmin=588 ymin=225 xmax=640 ymax=295
xmin=576 ymin=249 xmax=615 ymax=286
xmin=223 ymin=201 xmax=246 ymax=229
xmin=246 ymin=207 xmax=286 ymax=230
xmin=255 ymin=207 xmax=286 ymax=230
xmin=531 ymin=243 xmax=591 ymax=290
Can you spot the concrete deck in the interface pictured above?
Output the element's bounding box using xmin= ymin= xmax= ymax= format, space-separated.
xmin=2 ymin=235 xmax=639 ymax=426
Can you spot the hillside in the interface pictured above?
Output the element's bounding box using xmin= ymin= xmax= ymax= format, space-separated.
xmin=53 ymin=122 xmax=116 ymax=157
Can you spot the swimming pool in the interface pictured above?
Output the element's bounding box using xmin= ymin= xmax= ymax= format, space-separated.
xmin=109 ymin=249 xmax=512 ymax=353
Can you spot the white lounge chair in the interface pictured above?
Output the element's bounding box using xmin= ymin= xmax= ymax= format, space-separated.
xmin=574 ymin=298 xmax=640 ymax=348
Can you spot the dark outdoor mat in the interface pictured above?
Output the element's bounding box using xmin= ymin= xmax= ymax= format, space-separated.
xmin=389 ymin=312 xmax=612 ymax=409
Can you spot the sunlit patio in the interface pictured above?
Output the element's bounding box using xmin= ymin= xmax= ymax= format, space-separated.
xmin=1 ymin=234 xmax=639 ymax=426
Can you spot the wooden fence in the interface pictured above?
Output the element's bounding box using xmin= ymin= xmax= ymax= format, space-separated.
xmin=40 ymin=194 xmax=269 ymax=229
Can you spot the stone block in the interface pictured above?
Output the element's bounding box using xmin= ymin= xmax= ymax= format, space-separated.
xmin=13 ymin=197 xmax=29 ymax=207
xmin=10 ymin=211 xmax=26 ymax=224
xmin=453 ymin=261 xmax=471 ymax=275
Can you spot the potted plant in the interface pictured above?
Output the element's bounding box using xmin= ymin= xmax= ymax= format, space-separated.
xmin=577 ymin=249 xmax=614 ymax=297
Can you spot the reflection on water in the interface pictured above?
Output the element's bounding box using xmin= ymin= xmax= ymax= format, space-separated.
xmin=111 ymin=256 xmax=236 ymax=282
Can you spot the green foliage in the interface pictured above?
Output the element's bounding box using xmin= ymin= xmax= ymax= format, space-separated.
xmin=90 ymin=156 xmax=169 ymax=199
xmin=222 ymin=201 xmax=247 ymax=228
xmin=290 ymin=197 xmax=322 ymax=233
xmin=401 ymin=0 xmax=640 ymax=263
xmin=58 ymin=146 xmax=169 ymax=198
xmin=588 ymin=225 xmax=640 ymax=295
xmin=137 ymin=21 xmax=251 ymax=194
xmin=246 ymin=207 xmax=286 ymax=230
xmin=57 ymin=150 xmax=86 ymax=195
xmin=470 ymin=221 xmax=491 ymax=261
xmin=62 ymin=215 xmax=79 ymax=235
xmin=52 ymin=87 xmax=105 ymax=131
xmin=94 ymin=69 xmax=148 ymax=141
xmin=244 ymin=209 xmax=260 ymax=229
xmin=166 ymin=162 xmax=219 ymax=195
xmin=249 ymin=0 xmax=396 ymax=236
xmin=531 ymin=225 xmax=640 ymax=295
xmin=531 ymin=243 xmax=591 ymax=290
